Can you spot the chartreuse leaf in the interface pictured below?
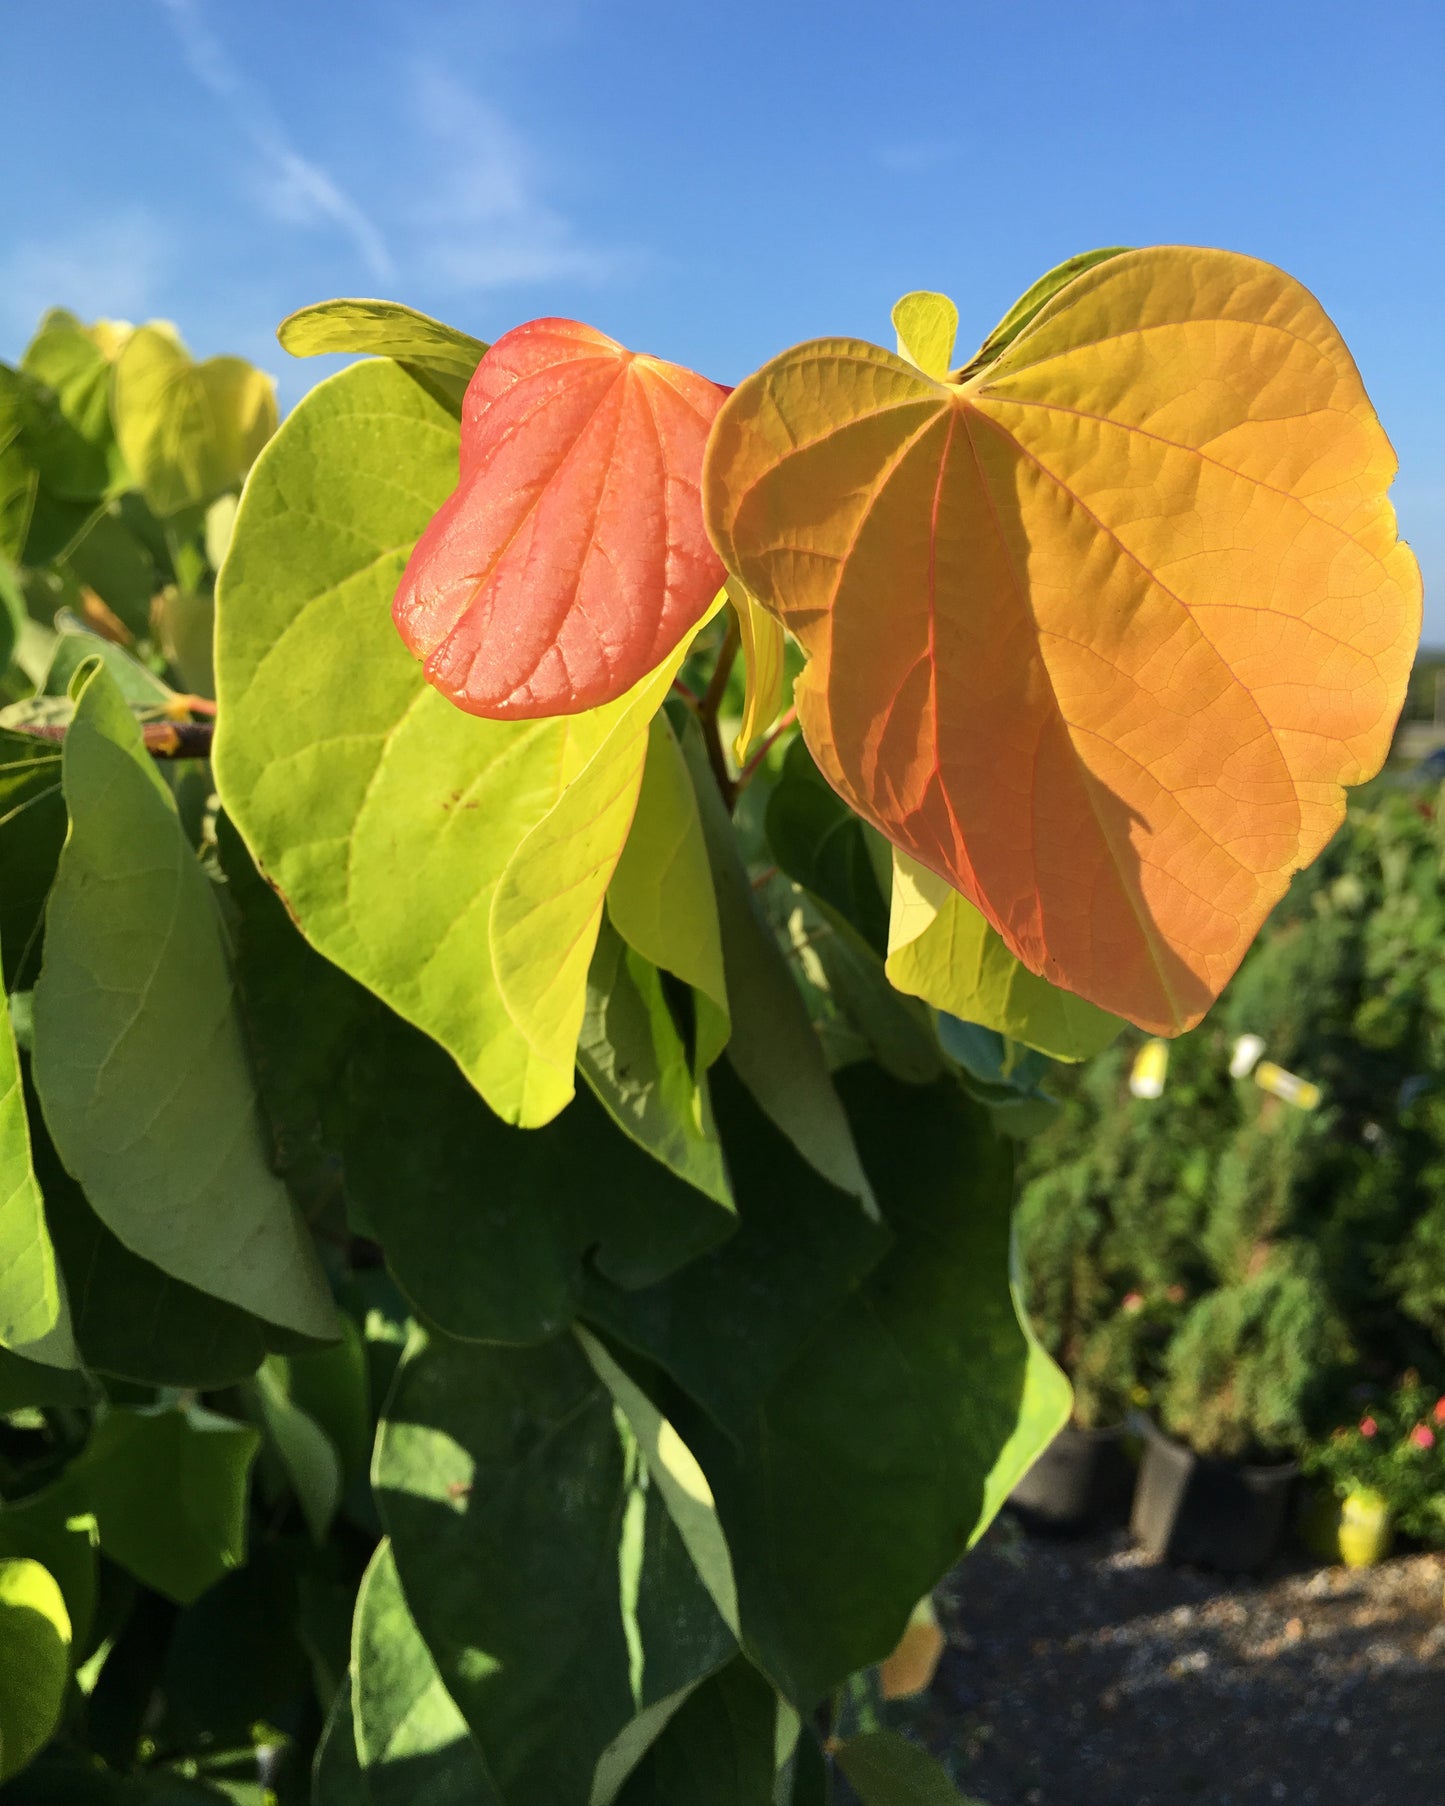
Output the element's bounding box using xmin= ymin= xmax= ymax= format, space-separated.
xmin=393 ymin=319 xmax=728 ymax=719
xmin=0 ymin=373 xmax=39 ymax=563
xmin=608 ymin=710 xmax=729 ymax=1068
xmin=344 ymin=998 xmax=732 ymax=1343
xmin=591 ymin=1064 xmax=1068 ymax=1707
xmin=277 ymin=297 xmax=487 ymax=379
xmin=21 ymin=309 xmax=130 ymax=499
xmin=891 ymin=292 xmax=957 ymax=378
xmin=833 ymin=1731 xmax=980 ymax=1805
xmin=578 ymin=921 xmax=734 ymax=1209
xmin=887 ymin=848 xmax=1123 ymax=1061
xmin=680 ymin=717 xmax=876 ymax=1212
xmin=31 ymin=662 xmax=337 ymax=1341
xmin=490 ymin=620 xmax=716 ymax=1115
xmin=112 ymin=325 xmax=276 ymax=516
xmin=0 ymin=934 xmax=68 ymax=1358
xmin=61 ymin=1404 xmax=259 ymax=1605
xmin=705 ymin=246 xmax=1422 ymax=1036
xmin=353 ymin=1540 xmax=495 ymax=1806
xmin=374 ymin=1328 xmax=734 ymax=1806
xmin=0 ymin=1557 xmax=71 ymax=1782
xmin=726 ymin=576 xmax=787 ymax=764
xmin=215 ymin=357 xmax=707 ymax=1128
xmin=962 ymin=246 xmax=1129 ymax=370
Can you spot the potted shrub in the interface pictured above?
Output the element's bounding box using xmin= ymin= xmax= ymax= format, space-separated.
xmin=1301 ymin=1375 xmax=1445 ymax=1564
xmin=1136 ymin=1245 xmax=1353 ymax=1570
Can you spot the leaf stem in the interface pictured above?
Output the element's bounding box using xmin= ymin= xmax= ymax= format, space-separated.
xmin=16 ymin=721 xmax=215 ymax=760
xmin=697 ymin=613 xmax=741 ymax=811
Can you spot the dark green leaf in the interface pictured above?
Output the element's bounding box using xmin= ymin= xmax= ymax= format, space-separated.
xmin=833 ymin=1731 xmax=980 ymax=1805
xmin=344 ymin=1007 xmax=732 ymax=1345
xmin=679 ymin=718 xmax=875 ymax=1212
xmin=0 ymin=730 xmax=67 ymax=991
xmin=375 ymin=1328 xmax=733 ymax=1806
xmin=613 ymin=1659 xmax=778 ymax=1806
xmin=596 ymin=1066 xmax=1068 ymax=1705
xmin=766 ymin=738 xmax=889 ymax=955
xmin=353 ymin=1540 xmax=496 ymax=1806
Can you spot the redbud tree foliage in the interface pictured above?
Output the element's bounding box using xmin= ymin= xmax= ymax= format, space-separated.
xmin=0 ymin=250 xmax=1419 ymax=1802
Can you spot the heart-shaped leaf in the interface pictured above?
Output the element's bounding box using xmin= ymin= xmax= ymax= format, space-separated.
xmin=704 ymin=247 xmax=1422 ymax=1033
xmin=394 ymin=318 xmax=729 ymax=719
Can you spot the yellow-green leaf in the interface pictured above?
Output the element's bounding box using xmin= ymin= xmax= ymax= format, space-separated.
xmin=112 ymin=325 xmax=277 ymax=516
xmin=0 ymin=955 xmax=70 ymax=1360
xmin=490 ymin=620 xmax=715 ymax=1123
xmin=608 ymin=710 xmax=729 ymax=1068
xmin=726 ymin=577 xmax=787 ymax=764
xmin=886 ymin=849 xmax=1122 ymax=1062
xmin=891 ymin=291 xmax=958 ymax=378
xmin=277 ymin=297 xmax=487 ymax=376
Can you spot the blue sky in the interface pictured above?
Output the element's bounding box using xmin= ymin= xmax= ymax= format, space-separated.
xmin=6 ymin=0 xmax=1441 ymax=634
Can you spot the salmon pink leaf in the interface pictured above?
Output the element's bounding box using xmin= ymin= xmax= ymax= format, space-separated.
xmin=394 ymin=318 xmax=729 ymax=720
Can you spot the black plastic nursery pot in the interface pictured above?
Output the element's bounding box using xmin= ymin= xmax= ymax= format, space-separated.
xmin=1130 ymin=1418 xmax=1298 ymax=1572
xmin=1008 ymin=1421 xmax=1136 ymax=1535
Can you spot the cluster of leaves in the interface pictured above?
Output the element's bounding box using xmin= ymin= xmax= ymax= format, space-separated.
xmin=0 ymin=238 xmax=1420 ymax=1806
xmin=1015 ymin=778 xmax=1445 ymax=1464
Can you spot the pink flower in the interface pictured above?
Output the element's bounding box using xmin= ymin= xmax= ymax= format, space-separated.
xmin=1359 ymin=1416 xmax=1378 ymax=1438
xmin=1122 ymin=1292 xmax=1145 ymax=1313
xmin=1410 ymin=1424 xmax=1435 ymax=1450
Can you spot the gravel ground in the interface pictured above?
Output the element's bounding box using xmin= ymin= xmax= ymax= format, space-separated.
xmin=914 ymin=1518 xmax=1445 ymax=1806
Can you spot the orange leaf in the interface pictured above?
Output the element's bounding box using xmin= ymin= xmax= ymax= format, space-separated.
xmin=394 ymin=318 xmax=729 ymax=718
xmin=703 ymin=248 xmax=1422 ymax=1034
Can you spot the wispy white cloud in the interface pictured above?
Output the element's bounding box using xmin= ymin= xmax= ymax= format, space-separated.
xmin=0 ymin=211 xmax=170 ymax=346
xmin=154 ymin=0 xmax=394 ymax=280
xmin=399 ymin=62 xmax=625 ymax=291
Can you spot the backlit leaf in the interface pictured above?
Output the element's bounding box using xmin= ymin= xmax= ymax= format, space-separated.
xmin=887 ymin=848 xmax=1122 ymax=1061
xmin=215 ymin=359 xmax=708 ymax=1128
xmin=278 ymin=297 xmax=487 ymax=377
xmin=31 ymin=662 xmax=337 ymax=1341
xmin=245 ymin=1357 xmax=342 ymax=1544
xmin=891 ymin=292 xmax=957 ymax=379
xmin=607 ymin=710 xmax=729 ymax=1068
xmin=0 ymin=1558 xmax=71 ymax=1782
xmin=727 ymin=577 xmax=787 ymax=764
xmin=704 ymin=246 xmax=1422 ymax=1034
xmin=112 ymin=326 xmax=277 ymax=516
xmin=21 ymin=310 xmax=129 ymax=500
xmin=962 ymin=247 xmax=1129 ymax=370
xmin=393 ymin=319 xmax=728 ymax=719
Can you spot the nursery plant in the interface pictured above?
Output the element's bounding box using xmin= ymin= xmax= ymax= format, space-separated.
xmin=0 ymin=245 xmax=1422 ymax=1802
